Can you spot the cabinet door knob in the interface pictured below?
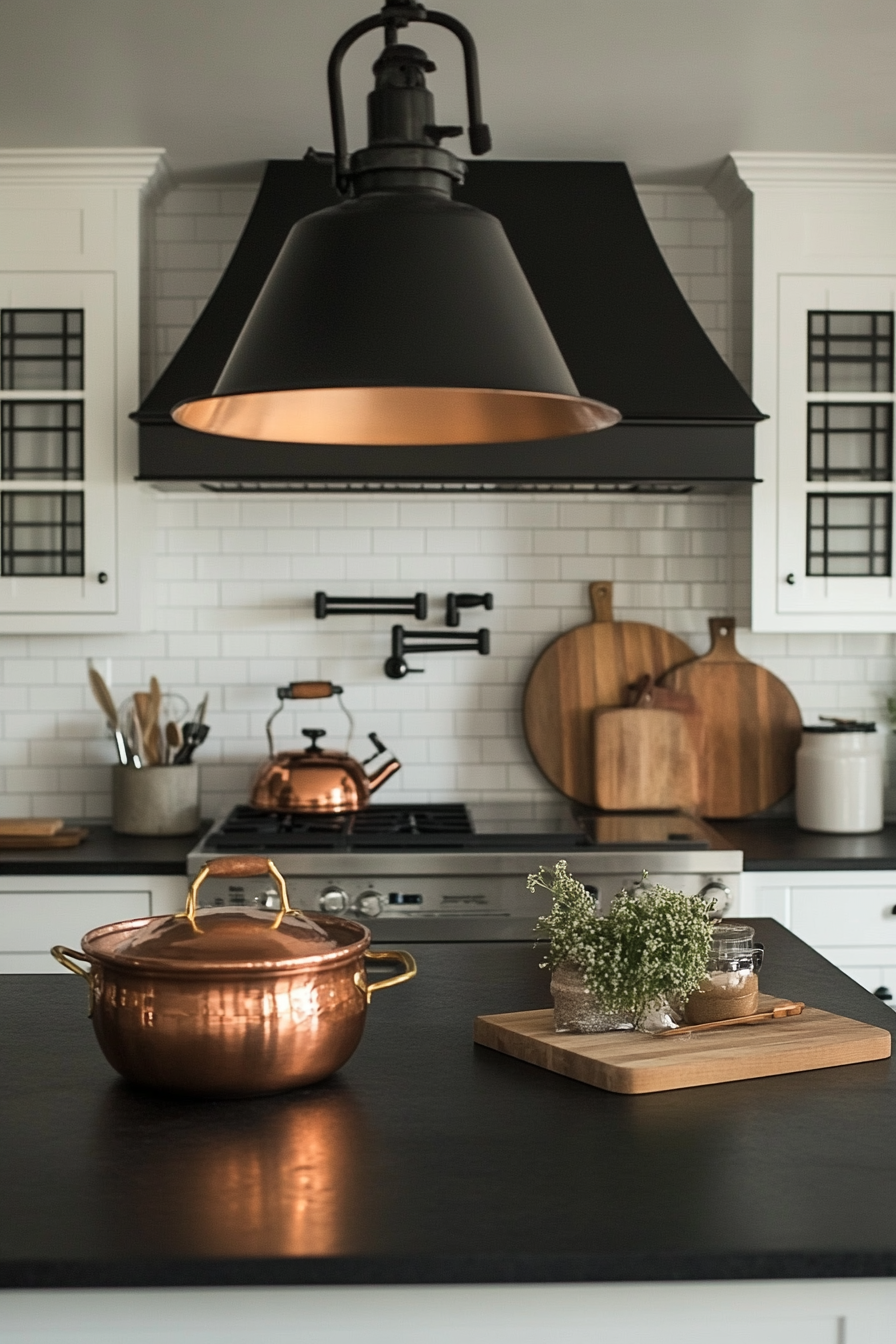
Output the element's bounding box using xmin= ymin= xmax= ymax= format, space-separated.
xmin=874 ymin=986 xmax=893 ymax=1002
xmin=97 ymin=571 xmax=108 ymax=584
xmin=784 ymin=573 xmax=795 ymax=585
xmin=890 ymin=904 xmax=896 ymax=916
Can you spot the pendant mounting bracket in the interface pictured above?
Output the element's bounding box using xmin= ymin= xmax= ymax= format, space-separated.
xmin=327 ymin=1 xmax=492 ymax=193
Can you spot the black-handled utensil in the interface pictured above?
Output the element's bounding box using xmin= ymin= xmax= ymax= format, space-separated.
xmin=173 ymin=722 xmax=210 ymax=765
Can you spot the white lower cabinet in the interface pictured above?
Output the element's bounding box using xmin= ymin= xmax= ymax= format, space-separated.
xmin=0 ymin=874 xmax=186 ymax=973
xmin=739 ymin=868 xmax=896 ymax=1006
xmin=4 ymin=1278 xmax=896 ymax=1344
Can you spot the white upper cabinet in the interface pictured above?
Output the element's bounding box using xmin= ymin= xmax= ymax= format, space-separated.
xmin=0 ymin=150 xmax=165 ymax=632
xmin=726 ymin=153 xmax=896 ymax=632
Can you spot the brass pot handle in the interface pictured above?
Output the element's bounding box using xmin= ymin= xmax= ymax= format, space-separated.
xmin=180 ymin=856 xmax=296 ymax=932
xmin=51 ymin=945 xmax=97 ymax=1015
xmin=355 ymin=949 xmax=417 ymax=1005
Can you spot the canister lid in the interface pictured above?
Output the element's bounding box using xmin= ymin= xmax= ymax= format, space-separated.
xmin=804 ymin=721 xmax=876 ymax=733
xmin=109 ymin=906 xmax=345 ymax=968
xmin=711 ymin=922 xmax=755 ymax=954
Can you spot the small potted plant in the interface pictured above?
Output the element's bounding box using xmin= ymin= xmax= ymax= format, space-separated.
xmin=530 ymin=861 xmax=714 ymax=1033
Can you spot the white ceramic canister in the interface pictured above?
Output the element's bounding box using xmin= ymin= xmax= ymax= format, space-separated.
xmin=795 ymin=722 xmax=884 ymax=834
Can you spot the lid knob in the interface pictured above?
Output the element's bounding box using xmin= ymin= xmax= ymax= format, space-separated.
xmin=302 ymin=728 xmax=326 ymax=752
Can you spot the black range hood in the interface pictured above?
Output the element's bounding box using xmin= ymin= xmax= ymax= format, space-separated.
xmin=134 ymin=159 xmax=762 ymax=490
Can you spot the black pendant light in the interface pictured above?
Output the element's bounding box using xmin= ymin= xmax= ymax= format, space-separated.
xmin=173 ymin=1 xmax=620 ymax=446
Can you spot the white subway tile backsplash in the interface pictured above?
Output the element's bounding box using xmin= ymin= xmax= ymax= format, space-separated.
xmin=3 ymin=179 xmax=888 ymax=820
xmin=344 ymin=556 xmax=400 ymax=581
xmin=398 ymin=555 xmax=456 ymax=581
xmin=372 ymin=528 xmax=424 ymax=554
xmin=866 ymin=658 xmax=896 ymax=684
xmin=614 ymin=557 xmax=666 ymax=582
xmin=319 ymin=529 xmax=372 ymax=555
xmin=813 ymin=657 xmax=867 ymax=683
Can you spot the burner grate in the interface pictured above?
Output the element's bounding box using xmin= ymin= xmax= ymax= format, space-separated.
xmin=350 ymin=805 xmax=472 ymax=836
xmin=206 ymin=802 xmax=474 ymax=851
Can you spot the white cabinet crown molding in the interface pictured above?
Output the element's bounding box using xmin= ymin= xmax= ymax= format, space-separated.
xmin=0 ymin=148 xmax=169 ymax=194
xmin=730 ymin=151 xmax=896 ymax=190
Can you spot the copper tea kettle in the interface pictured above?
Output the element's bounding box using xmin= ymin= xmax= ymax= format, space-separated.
xmin=250 ymin=681 xmax=401 ymax=813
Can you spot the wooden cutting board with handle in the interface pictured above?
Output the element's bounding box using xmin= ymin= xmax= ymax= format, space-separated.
xmin=523 ymin=581 xmax=694 ymax=806
xmin=658 ymin=616 xmax=803 ymax=818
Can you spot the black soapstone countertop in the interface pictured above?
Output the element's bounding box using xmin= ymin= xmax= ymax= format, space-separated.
xmin=0 ymin=825 xmax=205 ymax=876
xmin=2 ymin=919 xmax=895 ymax=1290
xmin=6 ymin=818 xmax=896 ymax=876
xmin=714 ymin=818 xmax=896 ymax=870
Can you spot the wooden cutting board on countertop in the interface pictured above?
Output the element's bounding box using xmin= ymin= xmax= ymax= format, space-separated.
xmin=658 ymin=616 xmax=802 ymax=818
xmin=0 ymin=818 xmax=64 ymax=836
xmin=0 ymin=827 xmax=88 ymax=849
xmin=593 ymin=706 xmax=702 ymax=810
xmin=523 ymin=582 xmax=695 ymax=806
xmin=474 ymin=995 xmax=891 ymax=1095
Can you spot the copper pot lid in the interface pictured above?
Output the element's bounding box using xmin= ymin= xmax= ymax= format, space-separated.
xmin=100 ymin=857 xmax=366 ymax=971
xmin=115 ymin=907 xmax=339 ymax=967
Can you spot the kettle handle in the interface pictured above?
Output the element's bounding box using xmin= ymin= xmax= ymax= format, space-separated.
xmin=266 ymin=682 xmax=347 ymax=756
xmin=280 ymin=681 xmax=343 ymax=699
xmin=180 ymin=856 xmax=296 ymax=932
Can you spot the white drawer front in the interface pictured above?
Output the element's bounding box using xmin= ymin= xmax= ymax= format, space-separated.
xmin=0 ymin=890 xmax=150 ymax=972
xmin=739 ymin=883 xmax=791 ymax=923
xmin=790 ymin=886 xmax=896 ymax=947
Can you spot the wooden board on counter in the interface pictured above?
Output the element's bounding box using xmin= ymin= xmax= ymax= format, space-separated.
xmin=593 ymin=706 xmax=701 ymax=810
xmin=0 ymin=827 xmax=88 ymax=850
xmin=0 ymin=818 xmax=64 ymax=836
xmin=658 ymin=616 xmax=802 ymax=818
xmin=473 ymin=994 xmax=891 ymax=1094
xmin=523 ymin=581 xmax=694 ymax=806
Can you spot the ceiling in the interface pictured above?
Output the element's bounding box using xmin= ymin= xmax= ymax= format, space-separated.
xmin=3 ymin=0 xmax=896 ymax=180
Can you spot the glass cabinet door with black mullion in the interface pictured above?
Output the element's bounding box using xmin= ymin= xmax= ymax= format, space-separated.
xmin=0 ymin=307 xmax=86 ymax=579
xmin=775 ymin=276 xmax=896 ymax=619
xmin=803 ymin=307 xmax=895 ymax=584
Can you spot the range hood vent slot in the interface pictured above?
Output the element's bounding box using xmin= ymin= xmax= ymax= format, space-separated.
xmin=134 ymin=159 xmax=762 ymax=488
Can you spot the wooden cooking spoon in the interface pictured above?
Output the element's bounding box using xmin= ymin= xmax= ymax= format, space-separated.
xmin=165 ymin=720 xmax=183 ymax=765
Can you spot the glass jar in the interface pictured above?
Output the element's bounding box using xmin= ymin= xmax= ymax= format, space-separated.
xmin=550 ymin=962 xmax=633 ymax=1033
xmin=684 ymin=923 xmax=764 ymax=1025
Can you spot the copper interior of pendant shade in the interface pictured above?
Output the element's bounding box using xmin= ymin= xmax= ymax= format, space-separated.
xmin=173 ymin=386 xmax=621 ymax=445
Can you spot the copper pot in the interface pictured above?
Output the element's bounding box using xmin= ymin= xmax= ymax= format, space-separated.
xmin=251 ymin=679 xmax=400 ymax=813
xmin=51 ymin=856 xmax=416 ymax=1098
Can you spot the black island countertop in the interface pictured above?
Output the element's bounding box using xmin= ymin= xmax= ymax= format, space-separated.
xmin=2 ymin=918 xmax=896 ymax=1290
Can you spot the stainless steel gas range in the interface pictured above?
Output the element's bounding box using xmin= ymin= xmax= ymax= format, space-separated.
xmin=187 ymin=802 xmax=743 ymax=940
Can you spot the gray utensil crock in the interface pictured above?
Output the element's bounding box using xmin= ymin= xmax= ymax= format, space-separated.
xmin=112 ymin=765 xmax=200 ymax=836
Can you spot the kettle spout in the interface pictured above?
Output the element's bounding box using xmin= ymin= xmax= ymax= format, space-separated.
xmin=366 ymin=755 xmax=401 ymax=794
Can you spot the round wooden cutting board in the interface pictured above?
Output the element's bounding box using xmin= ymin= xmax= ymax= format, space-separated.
xmin=658 ymin=616 xmax=803 ymax=818
xmin=523 ymin=582 xmax=694 ymax=806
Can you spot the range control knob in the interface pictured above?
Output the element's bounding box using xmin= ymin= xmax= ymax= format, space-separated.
xmin=318 ymin=884 xmax=350 ymax=914
xmin=354 ymin=889 xmax=384 ymax=918
xmin=697 ymin=880 xmax=732 ymax=917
